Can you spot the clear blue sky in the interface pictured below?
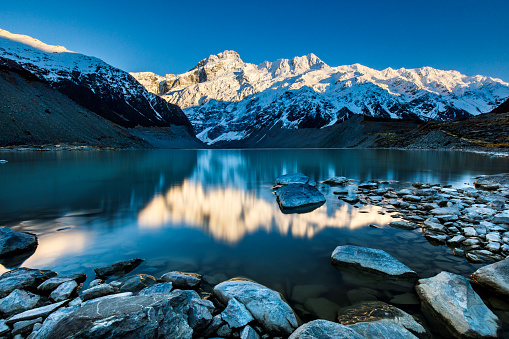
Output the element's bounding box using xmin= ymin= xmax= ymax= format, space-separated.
xmin=1 ymin=0 xmax=508 ymax=81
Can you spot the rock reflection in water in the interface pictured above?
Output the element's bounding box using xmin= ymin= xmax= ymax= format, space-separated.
xmin=138 ymin=180 xmax=393 ymax=243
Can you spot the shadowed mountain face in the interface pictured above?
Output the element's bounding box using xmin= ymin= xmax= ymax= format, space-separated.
xmin=492 ymin=98 xmax=509 ymax=113
xmin=0 ymin=29 xmax=193 ymax=131
xmin=0 ymin=61 xmax=149 ymax=148
xmin=133 ymin=50 xmax=509 ymax=144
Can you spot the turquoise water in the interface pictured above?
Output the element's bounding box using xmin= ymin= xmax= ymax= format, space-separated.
xmin=0 ymin=149 xmax=508 ymax=329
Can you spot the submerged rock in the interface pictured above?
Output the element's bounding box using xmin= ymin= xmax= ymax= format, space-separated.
xmin=276 ymin=183 xmax=326 ymax=210
xmin=275 ymin=173 xmax=309 ymax=185
xmin=214 ymin=279 xmax=299 ymax=335
xmin=94 ymin=258 xmax=144 ymax=279
xmin=337 ymin=301 xmax=426 ymax=337
xmin=323 ymin=176 xmax=350 ymax=186
xmin=0 ymin=228 xmax=38 ymax=257
xmin=289 ymin=319 xmax=364 ymax=339
xmin=331 ymin=245 xmax=417 ymax=280
xmin=416 ymin=271 xmax=498 ymax=338
xmin=471 ymin=259 xmax=509 ymax=297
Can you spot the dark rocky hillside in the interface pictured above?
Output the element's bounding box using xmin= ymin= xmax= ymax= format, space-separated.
xmin=491 ymin=98 xmax=509 ymax=113
xmin=0 ymin=62 xmax=149 ymax=148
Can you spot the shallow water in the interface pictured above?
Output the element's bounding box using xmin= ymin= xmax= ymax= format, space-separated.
xmin=1 ymin=149 xmax=508 ymax=329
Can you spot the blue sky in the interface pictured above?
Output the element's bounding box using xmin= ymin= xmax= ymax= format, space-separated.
xmin=1 ymin=0 xmax=508 ymax=81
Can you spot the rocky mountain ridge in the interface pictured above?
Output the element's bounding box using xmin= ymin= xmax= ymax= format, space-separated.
xmin=132 ymin=50 xmax=509 ymax=144
xmin=0 ymin=29 xmax=192 ymax=131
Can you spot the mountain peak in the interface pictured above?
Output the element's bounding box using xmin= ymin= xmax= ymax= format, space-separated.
xmin=0 ymin=28 xmax=72 ymax=54
xmin=191 ymin=50 xmax=243 ymax=71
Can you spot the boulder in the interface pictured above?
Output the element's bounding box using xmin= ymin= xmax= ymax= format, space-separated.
xmin=389 ymin=221 xmax=417 ymax=230
xmin=41 ymin=291 xmax=193 ymax=338
xmin=94 ymin=258 xmax=144 ymax=279
xmin=6 ymin=300 xmax=68 ymax=325
xmin=323 ymin=176 xmax=350 ymax=186
xmin=416 ymin=271 xmax=499 ymax=338
xmin=331 ymin=245 xmax=417 ymax=280
xmin=275 ymin=173 xmax=309 ymax=185
xmin=471 ymin=259 xmax=509 ymax=297
xmin=214 ymin=279 xmax=299 ymax=335
xmin=474 ymin=173 xmax=509 ymax=190
xmin=0 ymin=268 xmax=56 ymax=298
xmin=289 ymin=319 xmax=364 ymax=339
xmin=81 ymin=284 xmax=115 ymax=301
xmin=337 ymin=301 xmax=426 ymax=337
xmin=50 ymin=280 xmax=78 ymax=302
xmin=159 ymin=272 xmax=201 ymax=289
xmin=240 ymin=325 xmax=260 ymax=339
xmin=138 ymin=282 xmax=173 ymax=296
xmin=12 ymin=317 xmax=42 ymax=336
xmin=37 ymin=274 xmax=86 ymax=293
xmin=276 ymin=183 xmax=326 ymax=210
xmin=0 ymin=228 xmax=38 ymax=257
xmin=0 ymin=289 xmax=40 ymax=317
xmin=188 ymin=298 xmax=214 ymax=333
xmin=221 ymin=297 xmax=254 ymax=328
xmin=119 ymin=274 xmax=157 ymax=293
xmin=349 ymin=321 xmax=418 ymax=339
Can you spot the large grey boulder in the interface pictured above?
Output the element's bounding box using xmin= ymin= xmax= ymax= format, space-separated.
xmin=159 ymin=271 xmax=201 ymax=289
xmin=0 ymin=268 xmax=56 ymax=298
xmin=289 ymin=319 xmax=364 ymax=339
xmin=331 ymin=246 xmax=417 ymax=280
xmin=276 ymin=183 xmax=326 ymax=210
xmin=214 ymin=279 xmax=299 ymax=335
xmin=349 ymin=322 xmax=418 ymax=339
xmin=42 ymin=290 xmax=193 ymax=338
xmin=0 ymin=289 xmax=40 ymax=317
xmin=0 ymin=228 xmax=38 ymax=257
xmin=471 ymin=259 xmax=509 ymax=297
xmin=337 ymin=301 xmax=426 ymax=337
xmin=416 ymin=271 xmax=499 ymax=338
xmin=94 ymin=258 xmax=144 ymax=279
xmin=474 ymin=173 xmax=509 ymax=190
xmin=221 ymin=297 xmax=254 ymax=328
xmin=275 ymin=173 xmax=309 ymax=185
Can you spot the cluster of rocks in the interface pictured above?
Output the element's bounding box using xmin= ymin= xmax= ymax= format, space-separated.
xmin=331 ymin=173 xmax=509 ymax=264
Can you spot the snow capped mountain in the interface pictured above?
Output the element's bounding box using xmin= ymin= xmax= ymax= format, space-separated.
xmin=132 ymin=50 xmax=509 ymax=144
xmin=0 ymin=29 xmax=192 ymax=129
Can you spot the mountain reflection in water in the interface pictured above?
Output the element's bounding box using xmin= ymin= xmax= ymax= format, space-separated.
xmin=138 ymin=180 xmax=393 ymax=243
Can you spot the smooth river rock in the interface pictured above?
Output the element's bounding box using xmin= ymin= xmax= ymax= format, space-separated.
xmin=275 ymin=173 xmax=309 ymax=185
xmin=214 ymin=279 xmax=299 ymax=335
xmin=94 ymin=258 xmax=144 ymax=279
xmin=471 ymin=259 xmax=509 ymax=297
xmin=331 ymin=245 xmax=417 ymax=280
xmin=0 ymin=228 xmax=38 ymax=257
xmin=416 ymin=271 xmax=499 ymax=338
xmin=289 ymin=319 xmax=364 ymax=339
xmin=276 ymin=183 xmax=326 ymax=210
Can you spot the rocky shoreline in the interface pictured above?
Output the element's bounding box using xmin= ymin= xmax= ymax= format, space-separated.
xmin=0 ymin=173 xmax=508 ymax=338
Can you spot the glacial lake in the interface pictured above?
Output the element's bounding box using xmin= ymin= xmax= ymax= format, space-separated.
xmin=1 ymin=149 xmax=509 ymax=328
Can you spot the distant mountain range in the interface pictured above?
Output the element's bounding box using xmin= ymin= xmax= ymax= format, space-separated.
xmin=132 ymin=51 xmax=509 ymax=144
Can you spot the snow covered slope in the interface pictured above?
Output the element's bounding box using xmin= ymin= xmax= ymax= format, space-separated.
xmin=0 ymin=29 xmax=192 ymax=129
xmin=132 ymin=50 xmax=509 ymax=144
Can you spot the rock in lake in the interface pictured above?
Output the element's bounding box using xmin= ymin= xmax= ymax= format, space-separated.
xmin=471 ymin=259 xmax=509 ymax=297
xmin=94 ymin=258 xmax=144 ymax=279
xmin=416 ymin=271 xmax=499 ymax=338
xmin=276 ymin=183 xmax=326 ymax=211
xmin=331 ymin=245 xmax=417 ymax=280
xmin=214 ymin=279 xmax=299 ymax=335
xmin=474 ymin=173 xmax=509 ymax=190
xmin=323 ymin=176 xmax=350 ymax=186
xmin=289 ymin=319 xmax=364 ymax=339
xmin=159 ymin=271 xmax=201 ymax=289
xmin=389 ymin=221 xmax=417 ymax=230
xmin=275 ymin=173 xmax=309 ymax=185
xmin=0 ymin=228 xmax=38 ymax=257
